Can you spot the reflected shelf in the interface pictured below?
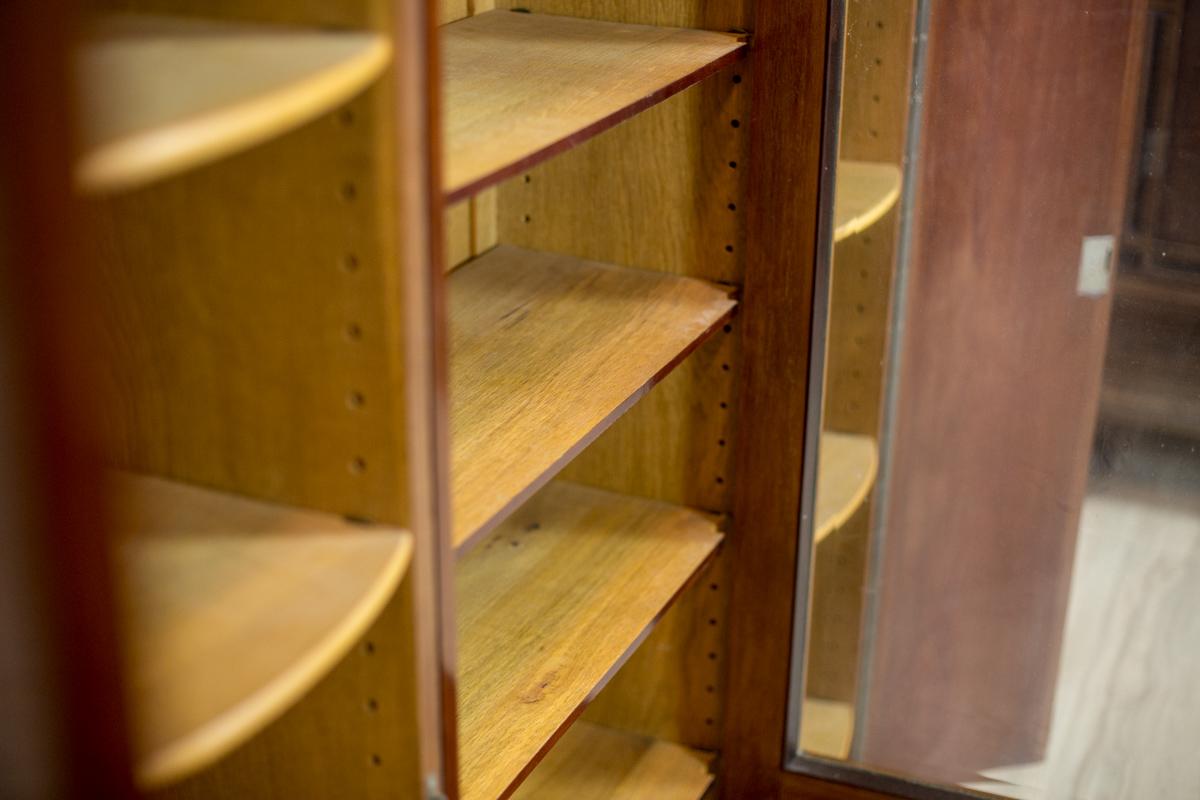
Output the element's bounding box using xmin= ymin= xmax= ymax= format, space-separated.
xmin=815 ymin=431 xmax=879 ymax=544
xmin=834 ymin=161 xmax=902 ymax=241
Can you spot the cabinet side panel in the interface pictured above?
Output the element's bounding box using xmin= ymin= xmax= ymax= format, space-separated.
xmin=91 ymin=85 xmax=408 ymax=524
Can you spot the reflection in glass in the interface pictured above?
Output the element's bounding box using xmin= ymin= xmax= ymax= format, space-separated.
xmin=792 ymin=1 xmax=1200 ymax=798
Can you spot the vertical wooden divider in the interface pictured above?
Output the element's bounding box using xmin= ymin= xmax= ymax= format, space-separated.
xmin=85 ymin=0 xmax=453 ymax=796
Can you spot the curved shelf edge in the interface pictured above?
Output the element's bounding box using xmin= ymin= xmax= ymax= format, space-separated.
xmin=814 ymin=431 xmax=879 ymax=544
xmin=113 ymin=474 xmax=412 ymax=790
xmin=833 ymin=160 xmax=902 ymax=242
xmin=77 ymin=15 xmax=392 ymax=194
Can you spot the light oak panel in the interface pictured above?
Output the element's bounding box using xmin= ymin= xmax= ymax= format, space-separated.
xmin=156 ymin=572 xmax=423 ymax=800
xmin=449 ymin=245 xmax=735 ymax=550
xmin=493 ymin=0 xmax=752 ymax=758
xmin=76 ymin=15 xmax=390 ymax=193
xmin=512 ymin=722 xmax=713 ymax=799
xmin=584 ymin=549 xmax=729 ymax=750
xmin=442 ymin=10 xmax=746 ymax=201
xmin=799 ymin=699 xmax=854 ymax=760
xmin=457 ymin=481 xmax=722 ymax=800
xmin=112 ymin=472 xmax=411 ymax=788
xmin=92 ymin=84 xmax=409 ymax=524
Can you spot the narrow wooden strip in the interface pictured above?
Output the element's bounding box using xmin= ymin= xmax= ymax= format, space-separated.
xmin=112 ymin=472 xmax=411 ymax=788
xmin=512 ymin=722 xmax=714 ymax=799
xmin=443 ymin=10 xmax=746 ymax=201
xmin=456 ymin=481 xmax=722 ymax=800
xmin=77 ymin=15 xmax=391 ymax=192
xmin=450 ymin=244 xmax=736 ymax=551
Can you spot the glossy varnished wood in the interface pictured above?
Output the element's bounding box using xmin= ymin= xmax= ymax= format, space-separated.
xmin=111 ymin=473 xmax=411 ymax=788
xmin=511 ymin=722 xmax=713 ymax=799
xmin=449 ymin=244 xmax=736 ymax=550
xmin=456 ymin=481 xmax=722 ymax=800
xmin=77 ymin=14 xmax=390 ymax=192
xmin=442 ymin=9 xmax=745 ymax=201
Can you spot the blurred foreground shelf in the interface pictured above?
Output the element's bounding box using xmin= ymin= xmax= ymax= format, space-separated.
xmin=112 ymin=473 xmax=411 ymax=788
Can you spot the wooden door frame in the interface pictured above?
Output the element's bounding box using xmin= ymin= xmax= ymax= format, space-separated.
xmin=720 ymin=0 xmax=894 ymax=797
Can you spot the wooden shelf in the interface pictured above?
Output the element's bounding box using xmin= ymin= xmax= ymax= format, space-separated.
xmin=442 ymin=10 xmax=746 ymax=201
xmin=799 ymin=698 xmax=854 ymax=760
xmin=512 ymin=722 xmax=714 ymax=799
xmin=834 ymin=161 xmax=902 ymax=241
xmin=449 ymin=245 xmax=736 ymax=550
xmin=111 ymin=473 xmax=411 ymax=789
xmin=815 ymin=432 xmax=878 ymax=543
xmin=76 ymin=14 xmax=390 ymax=193
xmin=457 ymin=481 xmax=722 ymax=800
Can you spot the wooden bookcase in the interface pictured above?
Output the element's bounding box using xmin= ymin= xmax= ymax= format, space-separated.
xmin=2 ymin=0 xmax=899 ymax=798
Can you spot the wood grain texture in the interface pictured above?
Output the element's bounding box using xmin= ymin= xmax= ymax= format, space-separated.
xmin=442 ymin=10 xmax=746 ymax=201
xmin=156 ymin=571 xmax=424 ymax=800
xmin=449 ymin=244 xmax=735 ymax=550
xmin=832 ymin=162 xmax=901 ymax=242
xmin=491 ymin=2 xmax=751 ymax=754
xmin=503 ymin=78 xmax=749 ymax=514
xmin=583 ymin=549 xmax=729 ymax=750
xmin=456 ymin=481 xmax=722 ymax=800
xmin=91 ymin=82 xmax=410 ymax=526
xmin=77 ymin=14 xmax=390 ymax=193
xmin=861 ymin=0 xmax=1146 ymax=780
xmin=720 ymin=0 xmax=829 ymax=795
xmin=511 ymin=722 xmax=713 ymax=799
xmin=111 ymin=472 xmax=410 ymax=789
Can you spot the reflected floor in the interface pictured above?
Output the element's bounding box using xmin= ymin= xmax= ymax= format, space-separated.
xmin=965 ymin=481 xmax=1200 ymax=799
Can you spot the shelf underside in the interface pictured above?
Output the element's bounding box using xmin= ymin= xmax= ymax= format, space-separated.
xmin=77 ymin=14 xmax=390 ymax=193
xmin=456 ymin=481 xmax=722 ymax=800
xmin=449 ymin=244 xmax=736 ymax=551
xmin=815 ymin=432 xmax=879 ymax=543
xmin=442 ymin=10 xmax=746 ymax=201
xmin=112 ymin=473 xmax=411 ymax=789
xmin=834 ymin=161 xmax=903 ymax=242
xmin=512 ymin=722 xmax=714 ymax=799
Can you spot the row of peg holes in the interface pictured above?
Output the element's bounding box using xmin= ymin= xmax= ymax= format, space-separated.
xmin=337 ymin=106 xmax=370 ymax=478
xmin=702 ymin=71 xmax=745 ymax=728
xmin=338 ymin=106 xmax=383 ymax=767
